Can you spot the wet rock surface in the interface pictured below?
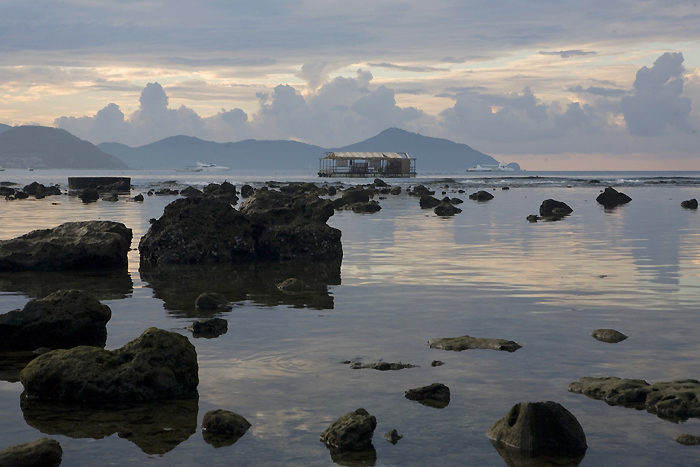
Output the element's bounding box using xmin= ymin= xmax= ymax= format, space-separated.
xmin=345 ymin=361 xmax=418 ymax=371
xmin=681 ymin=198 xmax=698 ymax=209
xmin=487 ymin=401 xmax=587 ymax=455
xmin=0 ymin=221 xmax=132 ymax=271
xmin=0 ymin=437 xmax=62 ymax=467
xmin=568 ymin=377 xmax=700 ymax=422
xmin=194 ymin=292 xmax=231 ymax=311
xmin=591 ymin=328 xmax=628 ymax=343
xmin=20 ymin=327 xmax=199 ymax=402
xmin=596 ymin=186 xmax=632 ymax=208
xmin=434 ymin=198 xmax=462 ymax=216
xmin=676 ymin=434 xmax=700 ymax=445
xmin=202 ymin=409 xmax=251 ymax=447
xmin=405 ymin=383 xmax=450 ymax=408
xmin=21 ymin=396 xmax=198 ymax=455
xmin=187 ymin=318 xmax=228 ymax=338
xmin=384 ymin=429 xmax=402 ymax=444
xmin=428 ymin=335 xmax=522 ymax=352
xmin=320 ymin=408 xmax=377 ymax=452
xmin=0 ymin=289 xmax=111 ymax=351
xmin=539 ymin=199 xmax=573 ymax=219
xmin=469 ymin=190 xmax=494 ymax=201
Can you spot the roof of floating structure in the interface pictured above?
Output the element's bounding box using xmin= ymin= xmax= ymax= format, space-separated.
xmin=322 ymin=152 xmax=412 ymax=159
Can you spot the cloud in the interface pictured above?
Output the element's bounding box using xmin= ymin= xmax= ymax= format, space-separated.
xmin=539 ymin=50 xmax=597 ymax=58
xmin=368 ymin=63 xmax=451 ymax=73
xmin=621 ymin=52 xmax=693 ymax=136
xmin=569 ymin=85 xmax=627 ymax=98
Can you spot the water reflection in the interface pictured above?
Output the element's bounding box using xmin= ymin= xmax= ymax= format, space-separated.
xmin=0 ymin=351 xmax=38 ymax=383
xmin=0 ymin=269 xmax=133 ymax=300
xmin=21 ymin=394 xmax=198 ymax=455
xmin=326 ymin=445 xmax=377 ymax=467
xmin=490 ymin=441 xmax=585 ymax=467
xmin=139 ymin=260 xmax=341 ymax=316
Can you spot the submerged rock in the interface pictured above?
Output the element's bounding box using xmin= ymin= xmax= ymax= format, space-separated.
xmin=194 ymin=292 xmax=231 ymax=311
xmin=0 ymin=289 xmax=111 ymax=351
xmin=428 ymin=335 xmax=522 ymax=352
xmin=202 ymin=409 xmax=251 ymax=447
xmin=405 ymin=383 xmax=450 ymax=408
xmin=676 ymin=434 xmax=700 ymax=445
xmin=0 ymin=437 xmax=62 ymax=467
xmin=320 ymin=408 xmax=377 ymax=452
xmin=487 ymin=401 xmax=587 ymax=455
xmin=20 ymin=327 xmax=199 ymax=402
xmin=596 ymin=186 xmax=632 ymax=208
xmin=347 ymin=361 xmax=418 ymax=371
xmin=0 ymin=221 xmax=132 ymax=271
xmin=277 ymin=278 xmax=306 ymax=294
xmin=187 ymin=318 xmax=228 ymax=338
xmin=591 ymin=328 xmax=628 ymax=343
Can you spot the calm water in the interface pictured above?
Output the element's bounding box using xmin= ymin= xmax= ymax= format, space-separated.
xmin=2 ymin=169 xmax=700 ymax=466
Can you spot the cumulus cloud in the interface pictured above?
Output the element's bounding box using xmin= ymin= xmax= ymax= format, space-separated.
xmin=621 ymin=52 xmax=693 ymax=136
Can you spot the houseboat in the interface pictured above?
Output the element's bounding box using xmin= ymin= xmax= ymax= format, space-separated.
xmin=318 ymin=152 xmax=416 ymax=178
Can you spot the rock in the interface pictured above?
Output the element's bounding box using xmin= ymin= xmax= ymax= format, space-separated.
xmin=539 ymin=199 xmax=573 ymax=218
xmin=591 ymin=328 xmax=628 ymax=343
xmin=405 ymin=383 xmax=450 ymax=408
xmin=338 ymin=200 xmax=382 ymax=213
xmin=428 ymin=335 xmax=522 ymax=352
xmin=384 ymin=429 xmax=402 ymax=444
xmin=431 ymin=360 xmax=445 ymax=367
xmin=101 ymin=194 xmax=119 ymax=202
xmin=187 ymin=318 xmax=228 ymax=338
xmin=133 ymin=193 xmax=144 ymax=202
xmin=138 ymin=197 xmax=256 ymax=264
xmin=0 ymin=221 xmax=132 ymax=271
xmin=373 ymin=178 xmax=388 ymax=187
xmin=202 ymin=409 xmax=251 ymax=447
xmin=326 ymin=186 xmax=337 ymax=196
xmin=240 ymin=184 xmax=254 ymax=198
xmin=568 ymin=376 xmax=651 ymax=407
xmin=277 ymin=278 xmax=306 ymax=294
xmin=0 ymin=289 xmax=111 ymax=351
xmin=194 ymin=292 xmax=231 ymax=311
xmin=203 ymin=181 xmax=238 ymax=203
xmin=347 ymin=361 xmax=418 ymax=371
xmin=681 ymin=199 xmax=698 ymax=209
xmin=23 ymin=182 xmax=61 ymax=198
xmin=469 ymin=191 xmax=494 ymax=201
xmin=320 ymin=408 xmax=377 ymax=452
xmin=596 ymin=187 xmax=632 ymax=208
xmin=180 ymin=186 xmax=203 ymax=197
xmin=79 ymin=187 xmax=100 ymax=203
xmin=450 ymin=197 xmax=464 ymax=204
xmin=434 ymin=199 xmax=462 ymax=216
xmin=20 ymin=327 xmax=199 ymax=402
xmin=487 ymin=401 xmax=587 ymax=454
xmin=390 ymin=186 xmax=402 ymax=195
xmin=419 ymin=195 xmax=441 ymax=209
xmin=0 ymin=438 xmax=62 ymax=467
xmin=526 ymin=214 xmax=540 ymax=222
xmin=409 ymin=185 xmax=434 ymax=197
xmin=332 ymin=187 xmax=371 ymax=208
xmin=676 ymin=434 xmax=700 ymax=445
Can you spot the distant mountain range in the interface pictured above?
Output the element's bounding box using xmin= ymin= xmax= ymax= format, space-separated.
xmin=0 ymin=124 xmax=517 ymax=172
xmin=0 ymin=126 xmax=128 ymax=169
xmin=99 ymin=128 xmax=507 ymax=173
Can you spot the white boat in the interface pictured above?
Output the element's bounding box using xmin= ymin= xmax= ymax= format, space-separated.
xmin=467 ymin=162 xmax=515 ymax=172
xmin=176 ymin=161 xmax=229 ymax=172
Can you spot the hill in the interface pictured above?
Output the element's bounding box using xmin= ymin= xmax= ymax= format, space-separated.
xmin=0 ymin=126 xmax=129 ymax=169
xmin=0 ymin=123 xmax=11 ymax=134
xmin=99 ymin=128 xmax=501 ymax=172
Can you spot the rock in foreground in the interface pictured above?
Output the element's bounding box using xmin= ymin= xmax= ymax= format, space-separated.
xmin=0 ymin=221 xmax=132 ymax=271
xmin=0 ymin=289 xmax=111 ymax=351
xmin=405 ymin=383 xmax=450 ymax=408
xmin=202 ymin=409 xmax=251 ymax=447
xmin=20 ymin=327 xmax=198 ymax=402
xmin=487 ymin=401 xmax=587 ymax=454
xmin=320 ymin=408 xmax=377 ymax=452
xmin=0 ymin=438 xmax=62 ymax=467
xmin=428 ymin=335 xmax=521 ymax=352
xmin=591 ymin=328 xmax=628 ymax=343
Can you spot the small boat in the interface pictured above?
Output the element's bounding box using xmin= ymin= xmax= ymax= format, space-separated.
xmin=176 ymin=161 xmax=229 ymax=172
xmin=467 ymin=162 xmax=515 ymax=172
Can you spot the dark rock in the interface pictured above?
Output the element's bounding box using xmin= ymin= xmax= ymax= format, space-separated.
xmin=568 ymin=376 xmax=651 ymax=408
xmin=434 ymin=200 xmax=462 ymax=216
xmin=20 ymin=327 xmax=199 ymax=402
xmin=502 ymin=186 xmax=510 ymax=190
xmin=14 ymin=191 xmax=30 ymax=199
xmin=419 ymin=195 xmax=441 ymax=209
xmin=405 ymin=383 xmax=450 ymax=408
xmin=138 ymin=197 xmax=256 ymax=264
xmin=591 ymin=328 xmax=628 ymax=343
xmin=681 ymin=199 xmax=698 ymax=209
xmin=202 ymin=409 xmax=251 ymax=447
xmin=154 ymin=188 xmax=179 ymax=196
xmin=21 ymin=397 xmax=197 ymax=455
xmin=240 ymin=184 xmax=254 ymax=198
xmin=320 ymin=408 xmax=376 ymax=452
xmin=431 ymin=360 xmax=445 ymax=367
xmin=348 ymin=361 xmax=418 ymax=371
xmin=0 ymin=220 xmax=132 ymax=271
xmin=180 ymin=186 xmax=203 ymax=197
xmin=384 ymin=429 xmax=402 ymax=444
xmin=68 ymin=177 xmax=130 ymax=192
xmin=539 ymin=199 xmax=573 ymax=218
xmin=349 ymin=200 xmax=382 ymax=213
xmin=428 ymin=335 xmax=521 ymax=352
xmin=202 ymin=181 xmax=238 ymax=203
xmin=0 ymin=186 xmax=15 ymax=196
xmin=596 ymin=186 xmax=632 ymax=208
xmin=487 ymin=401 xmax=587 ymax=455
xmin=332 ymin=187 xmax=371 ymax=208
xmin=0 ymin=437 xmax=62 ymax=467
xmin=101 ymin=194 xmax=119 ymax=202
xmin=23 ymin=182 xmax=61 ymax=198
xmin=277 ymin=278 xmax=306 ymax=294
xmin=450 ymin=197 xmax=464 ymax=204
xmin=390 ymin=186 xmax=401 ymax=195
xmin=526 ymin=214 xmax=540 ymax=222
xmin=373 ymin=178 xmax=388 ymax=187
xmin=676 ymin=434 xmax=700 ymax=445
xmin=409 ymin=185 xmax=434 ymax=197
xmin=194 ymin=292 xmax=231 ymax=311
xmin=280 ymin=182 xmax=320 ymax=195
xmin=79 ymin=187 xmax=100 ymax=203
xmin=469 ymin=190 xmax=494 ymax=201
xmin=326 ymin=186 xmax=337 ymax=196
xmin=187 ymin=318 xmax=228 ymax=338
xmin=133 ymin=193 xmax=144 ymax=202
xmin=0 ymin=289 xmax=111 ymax=351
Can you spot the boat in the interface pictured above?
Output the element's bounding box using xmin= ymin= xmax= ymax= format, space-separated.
xmin=467 ymin=162 xmax=515 ymax=172
xmin=175 ymin=161 xmax=229 ymax=172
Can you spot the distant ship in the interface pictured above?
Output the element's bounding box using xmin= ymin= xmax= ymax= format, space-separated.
xmin=467 ymin=162 xmax=515 ymax=172
xmin=176 ymin=161 xmax=229 ymax=172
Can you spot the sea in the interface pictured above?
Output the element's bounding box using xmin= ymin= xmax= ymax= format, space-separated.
xmin=2 ymin=168 xmax=700 ymax=466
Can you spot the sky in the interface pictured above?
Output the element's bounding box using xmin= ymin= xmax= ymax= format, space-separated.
xmin=1 ymin=0 xmax=699 ymax=170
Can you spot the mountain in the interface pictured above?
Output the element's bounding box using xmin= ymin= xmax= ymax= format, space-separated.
xmin=0 ymin=123 xmax=11 ymax=134
xmin=334 ymin=128 xmax=497 ymax=173
xmin=0 ymin=126 xmax=129 ymax=169
xmin=98 ymin=128 xmax=500 ymax=172
xmin=99 ymin=135 xmax=326 ymax=171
